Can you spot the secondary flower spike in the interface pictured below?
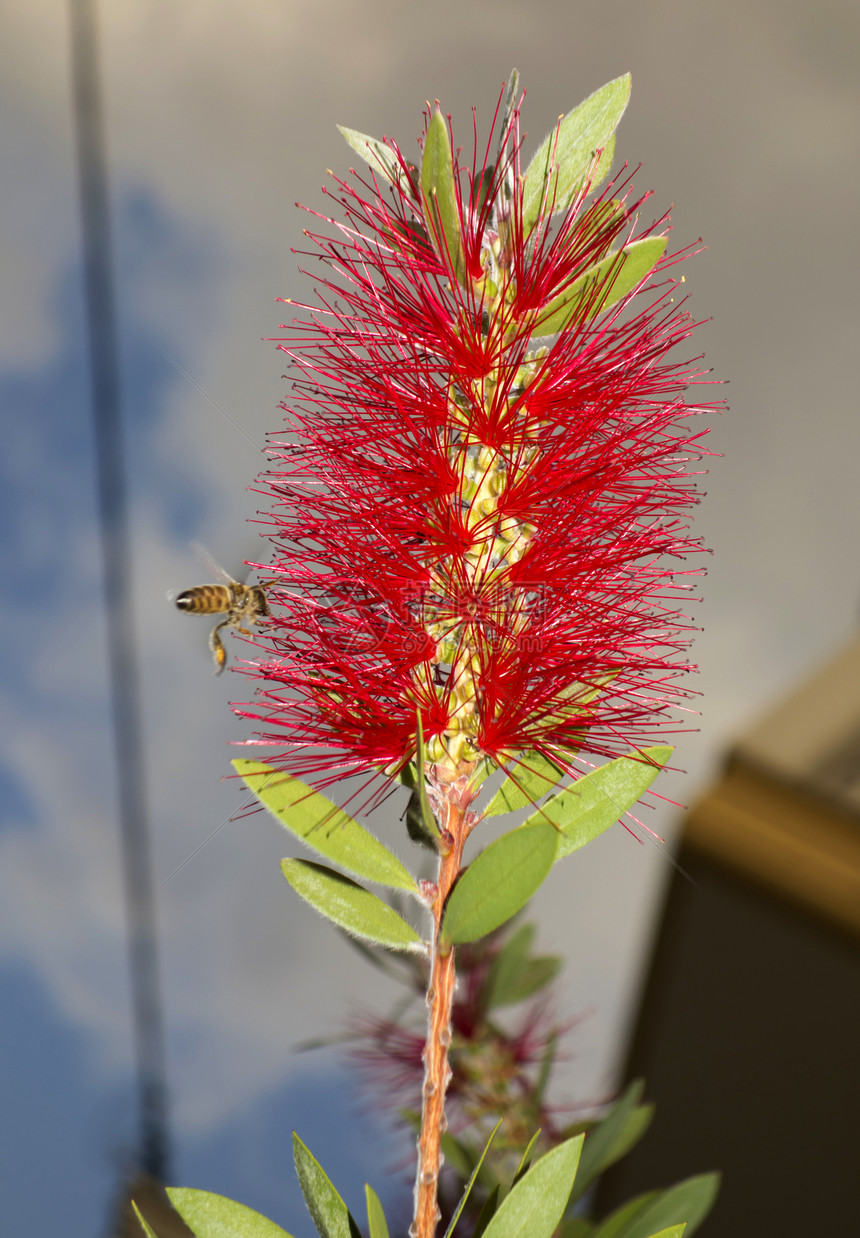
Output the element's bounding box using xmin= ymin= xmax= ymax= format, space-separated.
xmin=237 ymin=74 xmax=712 ymax=788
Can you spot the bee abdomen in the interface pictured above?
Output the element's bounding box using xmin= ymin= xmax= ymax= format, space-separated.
xmin=175 ymin=586 xmax=230 ymax=614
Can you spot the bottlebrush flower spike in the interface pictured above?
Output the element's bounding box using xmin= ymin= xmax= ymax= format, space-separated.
xmin=237 ymin=73 xmax=713 ymax=791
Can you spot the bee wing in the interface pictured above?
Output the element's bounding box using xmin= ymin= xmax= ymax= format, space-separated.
xmin=191 ymin=541 xmax=239 ymax=587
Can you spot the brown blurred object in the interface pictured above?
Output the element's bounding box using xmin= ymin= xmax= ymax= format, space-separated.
xmin=107 ymin=1175 xmax=193 ymax=1238
xmin=686 ymin=633 xmax=860 ymax=937
xmin=596 ymin=635 xmax=860 ymax=1235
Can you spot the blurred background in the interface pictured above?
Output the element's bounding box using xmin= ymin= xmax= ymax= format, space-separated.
xmin=2 ymin=1 xmax=859 ymax=1233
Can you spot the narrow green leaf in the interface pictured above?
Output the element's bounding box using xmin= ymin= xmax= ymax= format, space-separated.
xmin=512 ymin=1129 xmax=542 ymax=1185
xmin=166 ymin=1188 xmax=293 ymax=1238
xmin=568 ymin=1081 xmax=648 ymax=1204
xmin=503 ymin=956 xmax=561 ymax=1006
xmin=645 ymin=1229 xmax=686 ymax=1238
xmin=293 ymin=1134 xmax=361 ymax=1238
xmin=522 ymin=75 xmax=631 ymax=233
xmin=533 ymin=1033 xmax=558 ymax=1112
xmin=401 ymin=748 xmax=437 ymax=851
xmin=484 ymin=921 xmax=535 ymax=1009
xmin=578 ymin=198 xmax=626 ymax=257
xmin=469 ymin=757 xmax=497 ymax=790
xmin=441 ymin=823 xmax=558 ymax=947
xmin=415 ymin=713 xmax=441 ymax=839
xmin=481 ymin=1136 xmax=584 ymax=1238
xmin=542 ymin=674 xmax=618 ymax=728
xmin=534 ymin=237 xmax=667 ymax=335
xmin=441 ymin=1131 xmax=475 ymax=1178
xmin=337 ymin=126 xmax=403 ymax=188
xmin=406 ymin=788 xmax=439 ymax=850
xmin=282 ymin=859 xmax=424 ymax=954
xmin=421 ymin=109 xmax=466 ymax=282
xmin=603 ymin=1103 xmax=655 ymax=1167
xmin=131 ymin=1203 xmax=160 ymax=1238
xmin=485 ymin=925 xmax=560 ymax=1010
xmin=473 ymin=1185 xmax=501 ymax=1238
xmin=397 ymin=761 xmax=417 ymax=789
xmin=519 ymin=747 xmax=671 ymax=861
xmin=483 ymin=753 xmax=565 ymax=816
xmin=234 ymin=760 xmax=419 ymax=894
xmin=591 ymin=1193 xmax=659 ymax=1238
xmin=443 ymin=1119 xmax=504 ymax=1238
xmin=608 ymin=1174 xmax=719 ymax=1238
xmin=365 ymin=1185 xmax=390 ymax=1238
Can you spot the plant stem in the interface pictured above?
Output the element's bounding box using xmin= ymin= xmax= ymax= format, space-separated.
xmin=411 ymin=786 xmax=473 ymax=1238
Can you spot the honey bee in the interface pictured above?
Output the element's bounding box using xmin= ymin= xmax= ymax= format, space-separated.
xmin=174 ymin=557 xmax=271 ymax=674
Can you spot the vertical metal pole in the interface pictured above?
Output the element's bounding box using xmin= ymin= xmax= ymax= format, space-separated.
xmin=68 ymin=0 xmax=171 ymax=1182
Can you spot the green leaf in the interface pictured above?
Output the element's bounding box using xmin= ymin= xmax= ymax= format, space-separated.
xmin=441 ymin=1131 xmax=476 ymax=1179
xmin=337 ymin=126 xmax=403 ymax=188
xmin=618 ymin=1175 xmax=719 ymax=1238
xmin=166 ymin=1188 xmax=293 ymax=1238
xmin=483 ymin=753 xmax=565 ymax=816
xmin=542 ymin=674 xmax=618 ymax=727
xmin=533 ymin=1033 xmax=558 ymax=1112
xmin=522 ymin=75 xmax=631 ymax=233
xmin=422 ymin=109 xmax=467 ymax=282
xmin=282 ymin=859 xmax=424 ymax=953
xmin=481 ymin=1136 xmax=584 ymax=1238
xmin=443 ymin=1119 xmax=503 ymax=1238
xmin=502 ymin=955 xmax=561 ymax=1005
xmin=473 ymin=1184 xmax=501 ymax=1238
xmin=414 ymin=713 xmax=441 ymax=840
xmin=397 ymin=761 xmax=417 ymax=789
xmin=469 ymin=757 xmax=497 ymax=790
xmin=592 ymin=1175 xmax=718 ymax=1238
xmin=365 ymin=1185 xmax=390 ymax=1238
xmin=602 ymin=1102 xmax=655 ymax=1168
xmin=441 ymin=822 xmax=558 ymax=948
xmin=485 ymin=922 xmax=534 ymax=1010
xmin=569 ymin=1081 xmax=652 ymax=1204
xmin=512 ymin=1129 xmax=542 ymax=1185
xmin=234 ymin=760 xmax=419 ymax=894
xmin=131 ymin=1203 xmax=160 ymax=1238
xmin=519 ymin=747 xmax=671 ymax=861
xmin=533 ymin=237 xmax=667 ymax=334
xmin=591 ymin=1194 xmax=659 ymax=1238
xmin=401 ymin=746 xmax=438 ymax=851
xmin=579 ymin=198 xmax=626 ymax=257
xmin=405 ymin=788 xmax=439 ymax=850
xmin=293 ymin=1134 xmax=361 ymax=1238
xmin=645 ymin=1229 xmax=686 ymax=1238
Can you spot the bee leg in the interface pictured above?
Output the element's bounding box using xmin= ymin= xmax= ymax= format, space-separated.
xmin=209 ymin=622 xmax=229 ymax=674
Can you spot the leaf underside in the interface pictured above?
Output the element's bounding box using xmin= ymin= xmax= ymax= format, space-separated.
xmin=481 ymin=1136 xmax=584 ymax=1238
xmin=282 ymin=859 xmax=424 ymax=952
xmin=234 ymin=759 xmax=419 ymax=894
xmin=293 ymin=1134 xmax=362 ymax=1238
xmin=165 ymin=1187 xmax=294 ymax=1237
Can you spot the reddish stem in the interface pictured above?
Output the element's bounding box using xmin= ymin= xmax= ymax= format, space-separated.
xmin=411 ymin=787 xmax=473 ymax=1238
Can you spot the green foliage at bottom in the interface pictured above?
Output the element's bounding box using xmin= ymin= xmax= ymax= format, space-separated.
xmin=480 ymin=1136 xmax=584 ymax=1238
xmin=292 ymin=1132 xmax=362 ymax=1238
xmin=590 ymin=1174 xmax=720 ymax=1238
xmin=135 ymin=1188 xmax=294 ymax=1237
xmin=134 ymin=1111 xmax=718 ymax=1238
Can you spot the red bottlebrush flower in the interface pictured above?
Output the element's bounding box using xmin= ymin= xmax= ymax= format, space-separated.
xmin=236 ymin=77 xmax=713 ymax=788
